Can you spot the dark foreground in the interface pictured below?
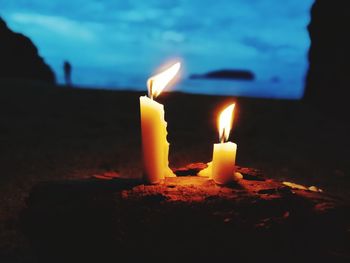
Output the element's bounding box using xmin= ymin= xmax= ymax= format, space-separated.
xmin=21 ymin=167 xmax=349 ymax=263
xmin=0 ymin=81 xmax=349 ymax=262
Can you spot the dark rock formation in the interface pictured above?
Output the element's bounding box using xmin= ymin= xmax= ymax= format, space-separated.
xmin=0 ymin=17 xmax=55 ymax=84
xmin=304 ymin=0 xmax=348 ymax=107
xmin=190 ymin=69 xmax=255 ymax=81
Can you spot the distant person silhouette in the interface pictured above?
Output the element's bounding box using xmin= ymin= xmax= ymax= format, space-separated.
xmin=63 ymin=61 xmax=72 ymax=86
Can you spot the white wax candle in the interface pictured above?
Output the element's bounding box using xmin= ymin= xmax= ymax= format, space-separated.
xmin=212 ymin=142 xmax=237 ymax=184
xmin=139 ymin=62 xmax=180 ymax=184
xmin=140 ymin=96 xmax=172 ymax=183
xmin=198 ymin=103 xmax=237 ymax=185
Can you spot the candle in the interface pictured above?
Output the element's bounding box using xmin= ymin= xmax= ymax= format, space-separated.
xmin=212 ymin=104 xmax=237 ymax=184
xmin=140 ymin=62 xmax=180 ymax=184
xmin=199 ymin=104 xmax=237 ymax=185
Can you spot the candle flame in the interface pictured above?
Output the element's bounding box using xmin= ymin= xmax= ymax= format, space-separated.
xmin=147 ymin=62 xmax=181 ymax=99
xmin=218 ymin=103 xmax=235 ymax=143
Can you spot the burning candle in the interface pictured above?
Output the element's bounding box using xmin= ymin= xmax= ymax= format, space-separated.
xmin=140 ymin=62 xmax=180 ymax=184
xmin=212 ymin=104 xmax=237 ymax=184
xmin=199 ymin=104 xmax=237 ymax=184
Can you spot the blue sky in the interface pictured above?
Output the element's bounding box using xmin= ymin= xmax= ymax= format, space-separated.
xmin=0 ymin=0 xmax=314 ymax=98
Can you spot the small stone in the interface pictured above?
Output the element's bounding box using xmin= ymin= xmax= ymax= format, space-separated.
xmin=283 ymin=211 xmax=290 ymax=219
xmin=234 ymin=172 xmax=243 ymax=179
xmin=103 ymin=171 xmax=120 ymax=179
xmin=224 ymin=218 xmax=231 ymax=223
xmin=92 ymin=175 xmax=113 ymax=180
xmin=282 ymin=181 xmax=308 ymax=190
xmin=308 ymin=186 xmax=323 ymax=192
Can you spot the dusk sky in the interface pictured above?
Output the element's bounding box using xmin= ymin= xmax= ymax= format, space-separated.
xmin=0 ymin=0 xmax=314 ymax=98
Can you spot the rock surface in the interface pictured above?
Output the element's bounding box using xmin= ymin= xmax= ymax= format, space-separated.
xmin=21 ymin=164 xmax=349 ymax=263
xmin=0 ymin=17 xmax=55 ymax=84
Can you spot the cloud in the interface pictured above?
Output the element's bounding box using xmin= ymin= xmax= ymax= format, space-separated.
xmin=242 ymin=37 xmax=292 ymax=53
xmin=0 ymin=0 xmax=314 ymax=98
xmin=9 ymin=12 xmax=96 ymax=41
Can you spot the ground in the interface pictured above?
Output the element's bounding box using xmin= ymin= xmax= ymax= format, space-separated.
xmin=0 ymin=80 xmax=349 ymax=262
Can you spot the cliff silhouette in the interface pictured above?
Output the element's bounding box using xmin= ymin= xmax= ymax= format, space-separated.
xmin=0 ymin=17 xmax=55 ymax=84
xmin=304 ymin=0 xmax=348 ymax=107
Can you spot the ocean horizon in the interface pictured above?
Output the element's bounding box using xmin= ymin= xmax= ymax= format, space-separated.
xmin=55 ymin=68 xmax=305 ymax=99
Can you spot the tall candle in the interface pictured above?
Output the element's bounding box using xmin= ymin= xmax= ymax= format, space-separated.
xmin=140 ymin=62 xmax=180 ymax=184
xmin=212 ymin=104 xmax=237 ymax=184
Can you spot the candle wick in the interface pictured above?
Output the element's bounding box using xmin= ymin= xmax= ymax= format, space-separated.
xmin=149 ymin=80 xmax=154 ymax=100
xmin=220 ymin=129 xmax=225 ymax=143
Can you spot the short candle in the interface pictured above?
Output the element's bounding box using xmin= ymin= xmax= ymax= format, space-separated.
xmin=139 ymin=62 xmax=180 ymax=184
xmin=211 ymin=104 xmax=237 ymax=185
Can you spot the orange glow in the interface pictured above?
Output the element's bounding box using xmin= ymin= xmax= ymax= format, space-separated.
xmin=283 ymin=181 xmax=323 ymax=192
xmin=282 ymin=181 xmax=308 ymax=190
xmin=218 ymin=103 xmax=235 ymax=143
xmin=147 ymin=62 xmax=181 ymax=99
